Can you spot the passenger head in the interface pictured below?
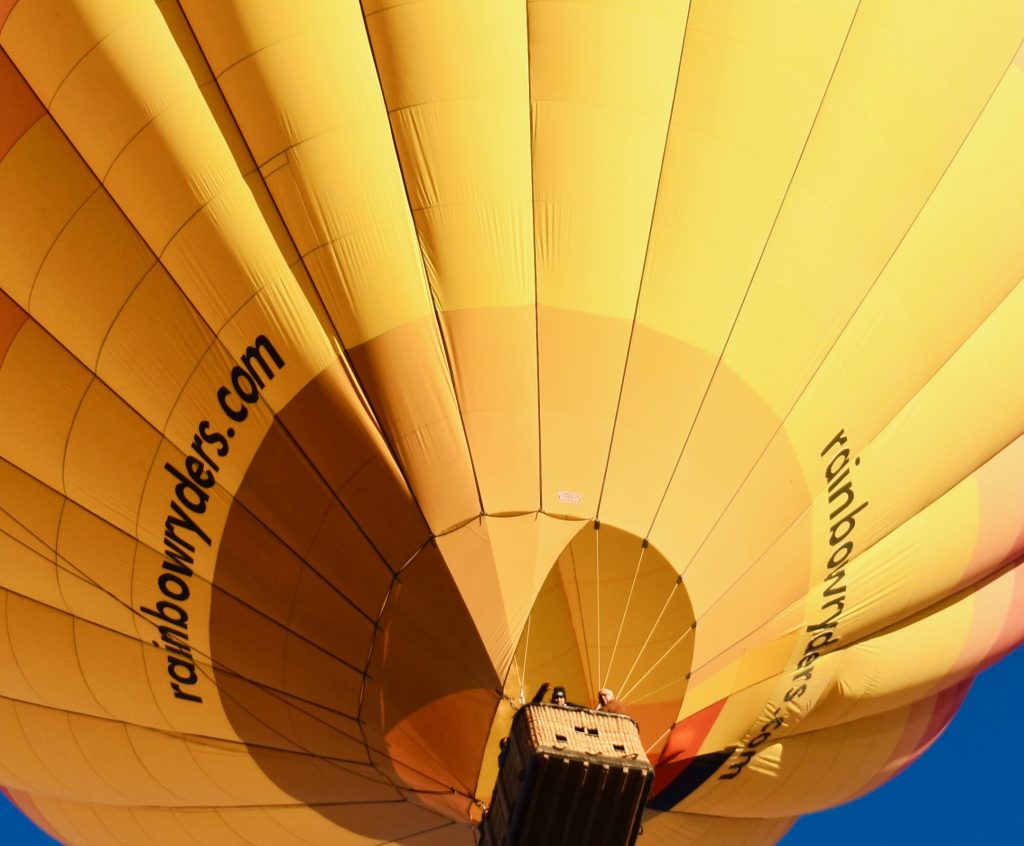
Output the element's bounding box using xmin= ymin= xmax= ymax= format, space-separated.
xmin=598 ymin=688 xmax=614 ymax=706
xmin=551 ymin=686 xmax=566 ymax=705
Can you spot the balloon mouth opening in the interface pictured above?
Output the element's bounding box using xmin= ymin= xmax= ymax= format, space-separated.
xmin=474 ymin=520 xmax=696 ymax=803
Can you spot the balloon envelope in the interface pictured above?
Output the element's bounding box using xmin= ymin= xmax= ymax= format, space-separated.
xmin=1 ymin=1 xmax=1023 ymax=843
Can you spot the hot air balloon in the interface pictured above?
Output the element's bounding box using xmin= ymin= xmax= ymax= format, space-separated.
xmin=2 ymin=0 xmax=1023 ymax=843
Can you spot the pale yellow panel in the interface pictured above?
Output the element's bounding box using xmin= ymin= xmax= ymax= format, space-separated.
xmin=657 ymin=48 xmax=1024 ymax=684
xmin=530 ymin=0 xmax=687 ymax=317
xmin=724 ymin=1 xmax=1024 ymax=415
xmin=600 ymin=0 xmax=859 ymax=532
xmin=365 ymin=0 xmax=538 ymax=512
xmin=279 ymin=127 xmax=431 ymax=339
xmin=783 ymin=66 xmax=1024 ymax=474
xmin=190 ymin=0 xmax=433 ymax=343
xmin=0 ymin=321 xmax=93 ymax=491
xmin=210 ymin=8 xmax=381 ymax=165
xmin=0 ymin=119 xmax=97 ymax=306
xmin=181 ymin=1 xmax=481 ymax=532
xmin=532 ymin=1 xmax=687 ymax=516
xmin=97 ymin=265 xmax=214 ymax=427
xmin=636 ymin=0 xmax=861 ymax=348
xmin=647 ymin=4 xmax=1024 ymax=608
xmin=789 ymin=594 xmax=980 ymax=736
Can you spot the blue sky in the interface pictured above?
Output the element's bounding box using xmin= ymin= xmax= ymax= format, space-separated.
xmin=1 ymin=644 xmax=1021 ymax=845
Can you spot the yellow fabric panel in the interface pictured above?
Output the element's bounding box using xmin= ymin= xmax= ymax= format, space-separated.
xmin=599 ymin=0 xmax=858 ymax=532
xmin=0 ymin=700 xmax=90 ymax=800
xmin=443 ymin=307 xmax=539 ymax=512
xmin=158 ymin=1 xmax=340 ymax=347
xmin=782 ymin=58 xmax=1024 ymax=477
xmin=646 ymin=8 xmax=1024 ymax=614
xmin=196 ymin=0 xmax=433 ymax=341
xmin=64 ymin=381 xmax=164 ymax=533
xmin=4 ymin=595 xmax=108 ymax=716
xmin=0 ymin=321 xmax=93 ymax=491
xmin=28 ymin=185 xmax=155 ymax=368
xmin=0 ymin=463 xmax=64 ymax=610
xmin=663 ymin=51 xmax=1024 ymax=679
xmin=153 ymin=285 xmax=336 ymax=493
xmin=683 ymin=700 xmax=936 ymax=819
xmin=532 ymin=0 xmax=686 ymax=515
xmin=686 ymin=471 xmax=978 ymax=697
xmin=4 ymin=0 xmax=312 ymax=338
xmin=530 ymin=0 xmax=686 ymax=317
xmin=789 ymin=571 xmax=1017 ymax=738
xmin=0 ymin=0 xmax=141 ymax=105
xmin=57 ymin=503 xmax=141 ymax=634
xmin=722 ymin=0 xmax=1024 ymax=416
xmin=635 ymin=0 xmax=860 ymax=349
xmin=642 ymin=810 xmax=796 ymax=846
xmin=0 ymin=118 xmax=97 ymax=307
xmin=96 ymin=266 xmax=214 ymax=427
xmin=269 ymin=128 xmax=430 ymax=339
xmin=668 ymin=271 xmax=1024 ymax=677
xmin=365 ymin=0 xmax=537 ymax=512
xmin=367 ymin=0 xmax=532 ymax=310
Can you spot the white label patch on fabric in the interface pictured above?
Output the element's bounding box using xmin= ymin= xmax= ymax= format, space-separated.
xmin=557 ymin=490 xmax=582 ymax=504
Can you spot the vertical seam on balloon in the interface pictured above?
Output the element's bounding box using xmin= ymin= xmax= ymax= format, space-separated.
xmin=526 ymin=0 xmax=544 ymax=512
xmin=603 ymin=540 xmax=647 ymax=690
xmin=356 ymin=6 xmax=487 ymax=522
xmin=568 ymin=540 xmax=595 ymax=698
xmin=595 ymin=520 xmax=602 ymax=687
xmin=676 ymin=36 xmax=1024 ymax=639
xmin=593 ymin=0 xmax=694 ymax=522
xmin=673 ymin=32 xmax=1024 ymax=588
xmin=643 ymin=0 xmax=865 ymax=542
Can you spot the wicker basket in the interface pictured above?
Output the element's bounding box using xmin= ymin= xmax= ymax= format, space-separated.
xmin=480 ymin=704 xmax=654 ymax=846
